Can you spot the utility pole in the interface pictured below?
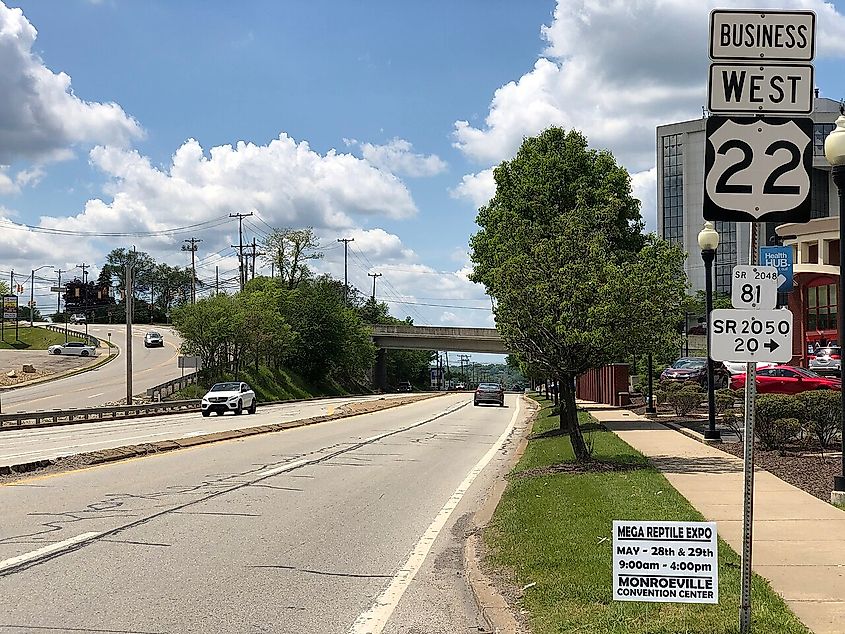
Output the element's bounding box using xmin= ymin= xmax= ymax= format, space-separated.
xmin=337 ymin=237 xmax=354 ymax=306
xmin=368 ymin=272 xmax=382 ymax=301
xmin=229 ymin=212 xmax=253 ymax=292
xmin=249 ymin=238 xmax=265 ymax=281
xmin=125 ymin=260 xmax=133 ymax=405
xmin=215 ymin=266 xmax=219 ymax=296
xmin=76 ymin=263 xmax=89 ymax=284
xmin=182 ymin=238 xmax=202 ymax=303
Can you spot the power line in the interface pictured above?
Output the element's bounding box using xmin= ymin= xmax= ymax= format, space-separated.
xmin=0 ymin=215 xmax=231 ymax=237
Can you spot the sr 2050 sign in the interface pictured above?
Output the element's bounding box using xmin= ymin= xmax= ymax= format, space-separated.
xmin=704 ymin=117 xmax=812 ymax=223
xmin=709 ymin=309 xmax=794 ymax=363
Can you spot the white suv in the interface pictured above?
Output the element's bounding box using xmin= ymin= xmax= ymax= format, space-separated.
xmin=69 ymin=313 xmax=86 ymax=324
xmin=201 ymin=382 xmax=257 ymax=416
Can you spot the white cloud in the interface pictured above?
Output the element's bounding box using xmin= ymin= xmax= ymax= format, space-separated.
xmin=450 ymin=167 xmax=495 ymax=208
xmin=359 ymin=138 xmax=447 ymax=177
xmin=0 ymin=2 xmax=143 ymax=164
xmin=631 ymin=167 xmax=657 ymax=233
xmin=453 ymin=0 xmax=845 ymax=207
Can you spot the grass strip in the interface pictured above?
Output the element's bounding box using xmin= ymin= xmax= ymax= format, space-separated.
xmin=0 ymin=326 xmax=85 ymax=350
xmin=484 ymin=397 xmax=809 ymax=634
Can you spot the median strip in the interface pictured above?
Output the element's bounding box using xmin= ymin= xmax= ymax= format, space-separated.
xmin=0 ymin=393 xmax=446 ymax=480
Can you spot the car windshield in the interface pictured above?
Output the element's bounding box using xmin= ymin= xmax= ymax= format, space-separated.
xmin=147 ymin=332 xmax=161 ymax=337
xmin=672 ymin=358 xmax=706 ymax=369
xmin=478 ymin=383 xmax=501 ymax=390
xmin=210 ymin=383 xmax=240 ymax=392
xmin=818 ymin=347 xmax=841 ymax=357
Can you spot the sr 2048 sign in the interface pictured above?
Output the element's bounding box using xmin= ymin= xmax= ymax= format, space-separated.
xmin=704 ymin=117 xmax=812 ymax=223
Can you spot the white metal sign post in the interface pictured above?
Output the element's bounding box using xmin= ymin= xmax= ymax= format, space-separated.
xmin=705 ymin=10 xmax=814 ymax=633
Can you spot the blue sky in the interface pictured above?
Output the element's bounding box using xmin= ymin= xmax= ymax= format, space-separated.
xmin=2 ymin=0 xmax=845 ymax=360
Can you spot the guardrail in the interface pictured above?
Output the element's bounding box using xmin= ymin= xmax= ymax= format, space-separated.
xmin=40 ymin=324 xmax=100 ymax=348
xmin=0 ymin=400 xmax=201 ymax=431
xmin=146 ymin=372 xmax=200 ymax=401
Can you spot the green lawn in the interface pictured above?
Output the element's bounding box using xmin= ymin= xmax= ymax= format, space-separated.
xmin=484 ymin=397 xmax=809 ymax=634
xmin=0 ymin=326 xmax=85 ymax=350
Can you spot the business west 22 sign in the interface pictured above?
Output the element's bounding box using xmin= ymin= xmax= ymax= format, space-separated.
xmin=704 ymin=10 xmax=815 ymax=225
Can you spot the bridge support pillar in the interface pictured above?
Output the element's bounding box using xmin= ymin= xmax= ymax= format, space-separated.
xmin=375 ymin=348 xmax=388 ymax=392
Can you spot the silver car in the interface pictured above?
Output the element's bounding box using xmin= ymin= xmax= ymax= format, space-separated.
xmin=47 ymin=341 xmax=97 ymax=357
xmin=809 ymin=346 xmax=842 ymax=376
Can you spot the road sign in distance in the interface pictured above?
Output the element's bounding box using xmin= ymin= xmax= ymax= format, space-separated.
xmin=708 ymin=63 xmax=813 ymax=115
xmin=50 ymin=286 xmax=63 ymax=293
xmin=760 ymin=246 xmax=794 ymax=292
xmin=613 ymin=520 xmax=719 ymax=604
xmin=704 ymin=116 xmax=812 ymax=223
xmin=709 ymin=308 xmax=793 ymax=363
xmin=731 ymin=265 xmax=778 ymax=309
xmin=709 ymin=10 xmax=815 ymax=61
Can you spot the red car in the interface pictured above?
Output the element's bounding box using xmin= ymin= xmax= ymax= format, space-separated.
xmin=730 ymin=365 xmax=841 ymax=394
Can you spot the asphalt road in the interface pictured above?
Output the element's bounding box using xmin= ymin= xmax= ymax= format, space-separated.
xmin=1 ymin=324 xmax=184 ymax=412
xmin=0 ymin=394 xmax=427 ymax=467
xmin=0 ymin=394 xmax=527 ymax=634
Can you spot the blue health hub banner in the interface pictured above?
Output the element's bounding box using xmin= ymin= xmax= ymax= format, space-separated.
xmin=759 ymin=246 xmax=793 ymax=293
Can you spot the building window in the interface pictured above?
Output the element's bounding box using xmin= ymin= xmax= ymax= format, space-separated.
xmin=815 ymin=124 xmax=835 ymax=156
xmin=662 ymin=134 xmax=683 ymax=245
xmin=714 ymin=220 xmax=737 ymax=296
xmin=811 ymin=168 xmax=830 ymax=219
xmin=808 ymin=283 xmax=838 ymax=332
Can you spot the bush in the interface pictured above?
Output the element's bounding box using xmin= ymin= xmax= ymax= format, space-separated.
xmin=714 ymin=388 xmax=735 ymax=414
xmin=755 ymin=394 xmax=804 ymax=450
xmin=797 ymin=390 xmax=841 ymax=449
xmin=721 ymin=409 xmax=744 ymax=442
xmin=667 ymin=387 xmax=703 ymax=416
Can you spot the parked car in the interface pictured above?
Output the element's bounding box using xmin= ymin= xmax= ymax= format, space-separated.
xmin=144 ymin=331 xmax=164 ymax=348
xmin=454 ymin=382 xmax=466 ymax=390
xmin=69 ymin=313 xmax=86 ymax=324
xmin=809 ymin=346 xmax=841 ymax=376
xmin=474 ymin=382 xmax=505 ymax=407
xmin=730 ymin=365 xmax=841 ymax=394
xmin=660 ymin=357 xmax=729 ymax=388
xmin=396 ymin=381 xmax=412 ymax=392
xmin=201 ymin=382 xmax=257 ymax=416
xmin=47 ymin=341 xmax=97 ymax=357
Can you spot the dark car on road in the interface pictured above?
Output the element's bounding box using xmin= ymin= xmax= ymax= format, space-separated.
xmin=474 ymin=382 xmax=504 ymax=407
xmin=396 ymin=381 xmax=412 ymax=392
xmin=661 ymin=357 xmax=729 ymax=388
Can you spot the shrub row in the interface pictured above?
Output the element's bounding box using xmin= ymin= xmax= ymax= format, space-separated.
xmin=720 ymin=390 xmax=841 ymax=451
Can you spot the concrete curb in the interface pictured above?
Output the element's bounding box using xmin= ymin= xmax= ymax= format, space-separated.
xmin=0 ymin=393 xmax=444 ymax=477
xmin=0 ymin=338 xmax=118 ymax=393
xmin=463 ymin=395 xmax=539 ymax=634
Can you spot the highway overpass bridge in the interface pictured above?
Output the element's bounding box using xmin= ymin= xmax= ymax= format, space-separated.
xmin=370 ymin=324 xmax=507 ymax=354
xmin=369 ymin=324 xmax=507 ymax=390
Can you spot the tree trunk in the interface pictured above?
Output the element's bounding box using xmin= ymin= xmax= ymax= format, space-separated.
xmin=559 ymin=373 xmax=590 ymax=461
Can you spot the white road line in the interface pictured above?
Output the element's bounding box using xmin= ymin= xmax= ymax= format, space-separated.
xmin=253 ymin=459 xmax=309 ymax=478
xmin=347 ymin=398 xmax=522 ymax=634
xmin=87 ymin=392 xmax=105 ymax=399
xmin=0 ymin=532 xmax=104 ymax=574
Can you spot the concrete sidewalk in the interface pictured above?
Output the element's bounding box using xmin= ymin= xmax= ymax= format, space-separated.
xmin=585 ymin=403 xmax=845 ymax=634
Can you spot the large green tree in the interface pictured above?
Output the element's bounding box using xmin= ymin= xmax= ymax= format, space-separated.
xmin=470 ymin=127 xmax=685 ymax=460
xmin=261 ymin=227 xmax=323 ymax=290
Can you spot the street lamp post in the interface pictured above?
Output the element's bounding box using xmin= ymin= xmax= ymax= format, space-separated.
xmin=699 ymin=221 xmax=721 ymax=441
xmin=824 ymin=107 xmax=845 ymax=503
xmin=29 ymin=265 xmax=52 ymax=327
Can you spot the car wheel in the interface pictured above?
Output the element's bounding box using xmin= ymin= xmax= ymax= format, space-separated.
xmin=234 ymin=400 xmax=243 ymax=415
xmin=80 ymin=350 xmax=89 ymax=357
xmin=53 ymin=349 xmax=61 ymax=355
xmin=249 ymin=400 xmax=257 ymax=414
xmin=201 ymin=410 xmax=210 ymax=417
